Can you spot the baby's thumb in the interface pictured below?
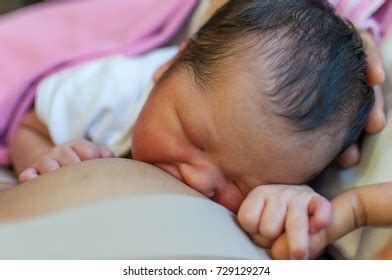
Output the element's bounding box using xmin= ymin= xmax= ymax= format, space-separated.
xmin=271 ymin=229 xmax=330 ymax=259
xmin=98 ymin=146 xmax=114 ymax=158
xmin=19 ymin=167 xmax=39 ymax=183
xmin=308 ymin=196 xmax=332 ymax=234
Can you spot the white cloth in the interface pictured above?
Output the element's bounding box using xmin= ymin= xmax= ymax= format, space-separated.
xmin=35 ymin=47 xmax=178 ymax=156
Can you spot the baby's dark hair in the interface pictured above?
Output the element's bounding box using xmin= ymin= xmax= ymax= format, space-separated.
xmin=170 ymin=0 xmax=374 ymax=160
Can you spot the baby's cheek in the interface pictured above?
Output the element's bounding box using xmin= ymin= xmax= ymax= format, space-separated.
xmin=132 ymin=126 xmax=179 ymax=163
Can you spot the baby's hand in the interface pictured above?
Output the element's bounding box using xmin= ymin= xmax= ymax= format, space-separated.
xmin=19 ymin=139 xmax=113 ymax=183
xmin=238 ymin=185 xmax=332 ymax=259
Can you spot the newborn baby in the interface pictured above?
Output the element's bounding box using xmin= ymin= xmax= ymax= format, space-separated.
xmin=11 ymin=0 xmax=374 ymax=258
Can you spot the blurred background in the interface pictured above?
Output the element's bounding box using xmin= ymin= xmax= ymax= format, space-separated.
xmin=0 ymin=0 xmax=42 ymax=15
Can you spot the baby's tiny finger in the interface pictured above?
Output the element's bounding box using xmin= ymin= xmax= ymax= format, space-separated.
xmin=272 ymin=229 xmax=330 ymax=260
xmin=52 ymin=146 xmax=81 ymax=167
xmin=286 ymin=200 xmax=310 ymax=259
xmin=99 ymin=146 xmax=114 ymax=158
xmin=238 ymin=188 xmax=266 ymax=233
xmin=33 ymin=156 xmax=61 ymax=175
xmin=18 ymin=167 xmax=39 ymax=183
xmin=308 ymin=196 xmax=332 ymax=234
xmin=250 ymin=233 xmax=274 ymax=249
xmin=259 ymin=200 xmax=287 ymax=241
xmin=68 ymin=139 xmax=100 ymax=160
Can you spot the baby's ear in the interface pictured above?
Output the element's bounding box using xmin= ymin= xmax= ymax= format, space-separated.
xmin=152 ymin=40 xmax=190 ymax=82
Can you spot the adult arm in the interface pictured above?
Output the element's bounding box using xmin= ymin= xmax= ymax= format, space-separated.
xmin=271 ymin=182 xmax=392 ymax=259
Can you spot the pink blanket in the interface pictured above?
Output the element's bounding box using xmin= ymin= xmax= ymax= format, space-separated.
xmin=332 ymin=0 xmax=392 ymax=42
xmin=0 ymin=0 xmax=196 ymax=165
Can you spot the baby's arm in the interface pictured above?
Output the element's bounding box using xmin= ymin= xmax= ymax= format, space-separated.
xmin=11 ymin=110 xmax=53 ymax=175
xmin=271 ymin=182 xmax=392 ymax=259
xmin=11 ymin=110 xmax=113 ymax=183
xmin=237 ymin=184 xmax=332 ymax=259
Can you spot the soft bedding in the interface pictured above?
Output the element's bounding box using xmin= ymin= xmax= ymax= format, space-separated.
xmin=0 ymin=0 xmax=196 ymax=165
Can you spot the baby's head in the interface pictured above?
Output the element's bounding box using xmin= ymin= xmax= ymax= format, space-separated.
xmin=132 ymin=0 xmax=374 ymax=212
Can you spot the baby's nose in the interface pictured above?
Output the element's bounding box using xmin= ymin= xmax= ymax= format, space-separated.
xmin=178 ymin=163 xmax=217 ymax=198
xmin=154 ymin=163 xmax=183 ymax=181
xmin=177 ymin=162 xmax=245 ymax=212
